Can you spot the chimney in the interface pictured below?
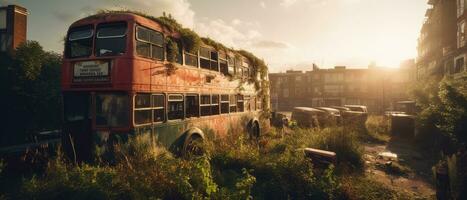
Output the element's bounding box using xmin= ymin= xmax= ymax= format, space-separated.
xmin=0 ymin=5 xmax=28 ymax=53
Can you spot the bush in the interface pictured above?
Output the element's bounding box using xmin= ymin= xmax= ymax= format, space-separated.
xmin=410 ymin=78 xmax=467 ymax=153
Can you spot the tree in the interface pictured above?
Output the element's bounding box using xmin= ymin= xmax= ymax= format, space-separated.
xmin=0 ymin=41 xmax=62 ymax=146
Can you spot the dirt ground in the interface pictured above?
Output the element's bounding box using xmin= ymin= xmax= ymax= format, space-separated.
xmin=363 ymin=137 xmax=437 ymax=199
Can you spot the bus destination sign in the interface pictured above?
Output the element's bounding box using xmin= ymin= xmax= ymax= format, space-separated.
xmin=73 ymin=60 xmax=110 ymax=82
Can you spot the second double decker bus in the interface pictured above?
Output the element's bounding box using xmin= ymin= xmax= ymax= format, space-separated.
xmin=61 ymin=11 xmax=269 ymax=160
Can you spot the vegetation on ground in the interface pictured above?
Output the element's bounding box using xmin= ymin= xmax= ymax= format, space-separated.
xmin=0 ymin=124 xmax=415 ymax=199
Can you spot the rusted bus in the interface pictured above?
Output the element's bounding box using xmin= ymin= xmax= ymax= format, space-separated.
xmin=61 ymin=12 xmax=268 ymax=160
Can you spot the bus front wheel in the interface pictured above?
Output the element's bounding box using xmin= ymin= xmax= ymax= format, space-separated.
xmin=247 ymin=119 xmax=261 ymax=140
xmin=182 ymin=133 xmax=206 ymax=157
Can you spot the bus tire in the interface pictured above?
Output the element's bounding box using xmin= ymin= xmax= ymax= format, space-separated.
xmin=247 ymin=119 xmax=261 ymax=140
xmin=181 ymin=128 xmax=206 ymax=157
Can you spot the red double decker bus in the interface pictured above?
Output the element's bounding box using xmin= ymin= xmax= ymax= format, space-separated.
xmin=61 ymin=12 xmax=269 ymax=160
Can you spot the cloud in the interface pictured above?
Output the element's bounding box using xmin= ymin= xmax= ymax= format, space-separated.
xmin=252 ymin=40 xmax=289 ymax=49
xmin=280 ymin=0 xmax=298 ymax=7
xmin=195 ymin=19 xmax=262 ymax=48
xmin=52 ymin=11 xmax=76 ymax=22
xmin=101 ymin=0 xmax=195 ymax=28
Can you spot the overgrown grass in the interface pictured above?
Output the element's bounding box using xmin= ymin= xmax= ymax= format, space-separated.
xmin=362 ymin=115 xmax=391 ymax=143
xmin=340 ymin=176 xmax=415 ymax=200
xmin=4 ymin=123 xmax=414 ymax=199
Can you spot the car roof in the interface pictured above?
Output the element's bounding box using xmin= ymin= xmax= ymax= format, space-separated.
xmin=315 ymin=107 xmax=340 ymax=112
xmin=293 ymin=107 xmax=325 ymax=113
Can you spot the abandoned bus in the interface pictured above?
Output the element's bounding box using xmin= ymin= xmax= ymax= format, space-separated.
xmin=61 ymin=12 xmax=269 ymax=160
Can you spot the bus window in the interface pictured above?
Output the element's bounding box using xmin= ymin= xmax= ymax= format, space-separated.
xmin=228 ymin=56 xmax=235 ymax=76
xmin=229 ymin=94 xmax=237 ymax=113
xmin=96 ymin=93 xmax=130 ymax=127
xmin=220 ymin=60 xmax=228 ymax=75
xmin=167 ymin=38 xmax=183 ymax=64
xmin=200 ymin=95 xmax=211 ymax=116
xmin=136 ymin=26 xmax=164 ymax=60
xmin=210 ymin=51 xmax=219 ymax=71
xmin=221 ymin=95 xmax=229 ymax=114
xmin=66 ymin=25 xmax=93 ymax=58
xmin=152 ymin=94 xmax=165 ymax=122
xmin=185 ymin=52 xmax=198 ymax=67
xmin=168 ymin=94 xmax=184 ymax=120
xmin=237 ymin=95 xmax=244 ymax=112
xmin=235 ymin=57 xmax=242 ymax=76
xmin=185 ymin=94 xmax=199 ymax=118
xmin=96 ymin=22 xmax=127 ymax=57
xmin=64 ymin=92 xmax=91 ymax=122
xmin=134 ymin=93 xmax=152 ymax=125
xmin=219 ymin=51 xmax=228 ymax=75
xmin=200 ymin=47 xmax=211 ymax=70
xmin=211 ymin=94 xmax=220 ymax=115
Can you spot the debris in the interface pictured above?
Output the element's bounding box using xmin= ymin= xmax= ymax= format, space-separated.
xmin=378 ymin=152 xmax=398 ymax=161
xmin=301 ymin=148 xmax=336 ymax=167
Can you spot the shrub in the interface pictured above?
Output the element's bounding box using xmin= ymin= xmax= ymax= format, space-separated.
xmin=410 ymin=78 xmax=467 ymax=153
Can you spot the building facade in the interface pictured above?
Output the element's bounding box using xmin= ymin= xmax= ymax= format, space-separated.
xmin=269 ymin=63 xmax=415 ymax=113
xmin=0 ymin=5 xmax=27 ymax=53
xmin=417 ymin=0 xmax=467 ymax=80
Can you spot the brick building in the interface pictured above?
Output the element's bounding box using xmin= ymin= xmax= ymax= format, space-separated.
xmin=269 ymin=62 xmax=415 ymax=113
xmin=0 ymin=5 xmax=27 ymax=53
xmin=417 ymin=0 xmax=467 ymax=80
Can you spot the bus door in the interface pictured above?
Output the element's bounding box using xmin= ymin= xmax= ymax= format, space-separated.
xmin=62 ymin=92 xmax=93 ymax=161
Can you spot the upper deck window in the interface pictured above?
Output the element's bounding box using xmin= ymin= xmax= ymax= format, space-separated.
xmin=136 ymin=26 xmax=164 ymax=60
xmin=66 ymin=25 xmax=93 ymax=58
xmin=96 ymin=22 xmax=127 ymax=57
xmin=200 ymin=47 xmax=219 ymax=71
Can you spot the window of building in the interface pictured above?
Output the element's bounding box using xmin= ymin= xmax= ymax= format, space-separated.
xmin=0 ymin=10 xmax=6 ymax=29
xmin=458 ymin=0 xmax=465 ymax=17
xmin=455 ymin=56 xmax=465 ymax=73
xmin=134 ymin=93 xmax=152 ymax=125
xmin=256 ymin=97 xmax=262 ymax=111
xmin=200 ymin=95 xmax=211 ymax=116
xmin=229 ymin=94 xmax=237 ymax=113
xmin=221 ymin=95 xmax=230 ymax=114
xmin=185 ymin=94 xmax=199 ymax=118
xmin=152 ymin=94 xmax=165 ymax=122
xmin=168 ymin=94 xmax=183 ymax=120
xmin=211 ymin=95 xmax=220 ymax=115
xmin=458 ymin=21 xmax=466 ymax=48
xmin=237 ymin=95 xmax=244 ymax=112
xmin=136 ymin=26 xmax=164 ymax=60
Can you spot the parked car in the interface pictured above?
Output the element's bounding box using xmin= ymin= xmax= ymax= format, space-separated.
xmin=291 ymin=107 xmax=325 ymax=128
xmin=314 ymin=107 xmax=342 ymax=126
xmin=344 ymin=105 xmax=368 ymax=121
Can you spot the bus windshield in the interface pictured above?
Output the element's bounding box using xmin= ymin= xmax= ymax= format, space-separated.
xmin=95 ymin=22 xmax=127 ymax=57
xmin=67 ymin=26 xmax=93 ymax=58
xmin=95 ymin=93 xmax=129 ymax=127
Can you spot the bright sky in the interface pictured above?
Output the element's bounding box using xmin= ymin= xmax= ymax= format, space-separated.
xmin=1 ymin=0 xmax=429 ymax=72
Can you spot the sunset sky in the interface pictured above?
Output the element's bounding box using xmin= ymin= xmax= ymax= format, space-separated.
xmin=2 ymin=0 xmax=429 ymax=72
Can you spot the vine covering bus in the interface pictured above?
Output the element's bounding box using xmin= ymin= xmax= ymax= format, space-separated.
xmin=61 ymin=11 xmax=270 ymax=160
